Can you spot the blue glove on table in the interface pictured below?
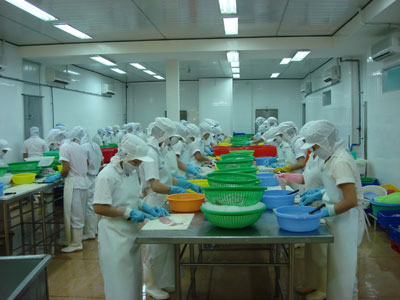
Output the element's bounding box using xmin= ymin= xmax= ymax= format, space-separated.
xmin=129 ymin=210 xmax=154 ymax=222
xmin=172 ymin=173 xmax=187 ymax=181
xmin=263 ymin=157 xmax=277 ymax=166
xmin=168 ymin=185 xmax=188 ymax=194
xmin=142 ymin=202 xmax=170 ymax=217
xmin=270 ymin=163 xmax=285 ymax=168
xmin=320 ymin=208 xmax=329 ymax=218
xmin=300 ymin=189 xmax=323 ymax=206
xmin=43 ymin=172 xmax=61 ymax=183
xmin=177 ymin=179 xmax=203 ymax=193
xmin=185 ymin=165 xmax=205 ymax=179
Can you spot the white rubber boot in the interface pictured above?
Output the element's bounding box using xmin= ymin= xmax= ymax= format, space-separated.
xmin=82 ymin=215 xmax=97 ymax=240
xmin=61 ymin=228 xmax=83 ymax=253
xmin=143 ymin=264 xmax=170 ymax=299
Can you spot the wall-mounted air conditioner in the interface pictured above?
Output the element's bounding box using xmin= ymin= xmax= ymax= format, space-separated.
xmin=371 ymin=32 xmax=400 ymax=62
xmin=102 ymin=83 xmax=115 ymax=96
xmin=300 ymin=81 xmax=312 ymax=93
xmin=46 ymin=68 xmax=71 ymax=85
xmin=323 ymin=65 xmax=340 ymax=83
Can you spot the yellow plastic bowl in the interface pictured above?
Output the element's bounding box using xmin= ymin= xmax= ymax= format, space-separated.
xmin=188 ymin=179 xmax=209 ymax=188
xmin=57 ymin=165 xmax=63 ymax=172
xmin=12 ymin=173 xmax=36 ymax=185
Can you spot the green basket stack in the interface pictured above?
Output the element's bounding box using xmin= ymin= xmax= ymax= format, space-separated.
xmin=230 ymin=150 xmax=254 ymax=156
xmin=216 ymin=157 xmax=254 ymax=170
xmin=206 ymin=172 xmax=260 ymax=187
xmin=43 ymin=151 xmax=60 ymax=169
xmin=0 ymin=167 xmax=8 ymax=177
xmin=203 ymin=186 xmax=266 ymax=206
xmin=8 ymin=161 xmax=40 ymax=174
xmin=214 ymin=167 xmax=258 ymax=175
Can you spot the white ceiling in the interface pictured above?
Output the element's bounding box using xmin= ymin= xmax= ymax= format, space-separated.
xmin=1 ymin=0 xmax=399 ymax=81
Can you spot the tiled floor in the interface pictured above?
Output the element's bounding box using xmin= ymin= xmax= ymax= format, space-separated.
xmin=47 ymin=225 xmax=400 ymax=300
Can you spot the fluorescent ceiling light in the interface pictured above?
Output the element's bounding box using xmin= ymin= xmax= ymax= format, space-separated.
xmin=90 ymin=56 xmax=116 ymax=66
xmin=63 ymin=70 xmax=80 ymax=75
xmin=144 ymin=70 xmax=156 ymax=75
xmin=154 ymin=75 xmax=164 ymax=80
xmin=232 ymin=68 xmax=240 ymax=73
xmin=227 ymin=51 xmax=239 ymax=63
xmin=231 ymin=61 xmax=239 ymax=67
xmin=280 ymin=58 xmax=292 ymax=65
xmin=111 ymin=68 xmax=126 ymax=74
xmin=223 ymin=17 xmax=238 ymax=35
xmin=218 ymin=0 xmax=237 ymax=14
xmin=54 ymin=24 xmax=92 ymax=39
xmin=270 ymin=73 xmax=280 ymax=78
xmin=5 ymin=0 xmax=57 ymax=21
xmin=291 ymin=50 xmax=310 ymax=61
xmin=130 ymin=63 xmax=146 ymax=70
xmin=233 ymin=74 xmax=240 ymax=79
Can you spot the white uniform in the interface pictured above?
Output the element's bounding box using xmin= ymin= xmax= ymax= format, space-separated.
xmin=94 ymin=158 xmax=142 ymax=300
xmin=321 ymin=147 xmax=365 ymax=300
xmin=23 ymin=136 xmax=48 ymax=157
xmin=139 ymin=137 xmax=174 ymax=289
xmin=59 ymin=141 xmax=90 ymax=244
xmin=278 ymin=141 xmax=296 ymax=165
xmin=92 ymin=134 xmax=103 ymax=146
xmin=188 ymin=140 xmax=203 ymax=167
xmin=109 ymin=133 xmax=120 ymax=144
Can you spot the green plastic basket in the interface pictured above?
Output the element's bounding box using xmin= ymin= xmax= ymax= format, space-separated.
xmin=0 ymin=167 xmax=7 ymax=177
xmin=215 ymin=167 xmax=258 ymax=175
xmin=201 ymin=204 xmax=265 ymax=229
xmin=8 ymin=161 xmax=40 ymax=174
xmin=216 ymin=157 xmax=254 ymax=170
xmin=221 ymin=153 xmax=254 ymax=160
xmin=10 ymin=168 xmax=41 ymax=175
xmin=206 ymin=172 xmax=260 ymax=187
xmin=100 ymin=143 xmax=118 ymax=148
xmin=203 ymin=186 xmax=266 ymax=206
xmin=43 ymin=151 xmax=59 ymax=158
xmin=230 ymin=150 xmax=255 ymax=156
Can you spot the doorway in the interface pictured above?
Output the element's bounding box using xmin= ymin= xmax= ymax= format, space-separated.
xmin=255 ymin=109 xmax=278 ymax=132
xmin=23 ymin=95 xmax=43 ymax=139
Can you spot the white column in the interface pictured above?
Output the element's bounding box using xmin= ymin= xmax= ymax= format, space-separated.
xmin=166 ymin=59 xmax=180 ymax=121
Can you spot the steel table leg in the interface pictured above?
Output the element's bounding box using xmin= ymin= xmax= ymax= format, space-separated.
xmin=31 ymin=198 xmax=36 ymax=254
xmin=175 ymin=244 xmax=181 ymax=300
xmin=288 ymin=244 xmax=295 ymax=300
xmin=274 ymin=244 xmax=281 ymax=299
xmin=3 ymin=202 xmax=10 ymax=256
xmin=189 ymin=244 xmax=197 ymax=297
xmin=19 ymin=199 xmax=25 ymax=254
xmin=40 ymin=191 xmax=48 ymax=253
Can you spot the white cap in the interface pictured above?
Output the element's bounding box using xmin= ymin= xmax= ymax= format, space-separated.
xmin=300 ymin=120 xmax=338 ymax=150
xmin=112 ymin=125 xmax=120 ymax=131
xmin=148 ymin=117 xmax=175 ymax=143
xmin=119 ymin=134 xmax=153 ymax=162
xmin=30 ymin=127 xmax=40 ymax=137
xmin=199 ymin=122 xmax=213 ymax=137
xmin=0 ymin=139 xmax=11 ymax=151
xmin=186 ymin=123 xmax=200 ymax=140
xmin=105 ymin=126 xmax=113 ymax=134
xmin=70 ymin=126 xmax=85 ymax=142
xmin=255 ymin=117 xmax=266 ymax=126
xmin=47 ymin=129 xmax=69 ymax=143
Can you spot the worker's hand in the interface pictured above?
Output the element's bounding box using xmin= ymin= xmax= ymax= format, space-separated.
xmin=205 ymin=148 xmax=214 ymax=156
xmin=299 ymin=190 xmax=323 ymax=206
xmin=263 ymin=157 xmax=277 ymax=166
xmin=320 ymin=208 xmax=329 ymax=218
xmin=171 ymin=173 xmax=187 ymax=181
xmin=300 ymin=186 xmax=324 ymax=197
xmin=129 ymin=210 xmax=154 ymax=222
xmin=168 ymin=185 xmax=188 ymax=195
xmin=185 ymin=165 xmax=204 ymax=179
xmin=273 ymin=165 xmax=292 ymax=173
xmin=142 ymin=203 xmax=170 ymax=217
xmin=176 ymin=179 xmax=203 ymax=193
xmin=276 ymin=173 xmax=303 ymax=184
xmin=270 ymin=163 xmax=284 ymax=168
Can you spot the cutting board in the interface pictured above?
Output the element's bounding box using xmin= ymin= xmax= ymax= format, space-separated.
xmin=141 ymin=213 xmax=195 ymax=231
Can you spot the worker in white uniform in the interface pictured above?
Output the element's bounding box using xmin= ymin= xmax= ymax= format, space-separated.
xmin=199 ymin=122 xmax=214 ymax=156
xmin=23 ymin=127 xmax=48 ymax=159
xmin=94 ymin=133 xmax=168 ymax=300
xmin=254 ymin=116 xmax=266 ymax=135
xmin=92 ymin=128 xmax=105 ymax=146
xmin=103 ymin=126 xmax=113 ymax=145
xmin=53 ymin=129 xmax=91 ymax=253
xmin=109 ymin=125 xmax=121 ymax=144
xmin=0 ymin=139 xmax=11 ymax=166
xmin=70 ymin=126 xmax=104 ymax=240
xmin=140 ymin=117 xmax=188 ymax=299
xmin=186 ymin=123 xmax=211 ymax=167
xmin=273 ymin=121 xmax=307 ymax=173
xmin=299 ymin=120 xmax=366 ymax=300
xmin=55 ymin=123 xmax=67 ymax=131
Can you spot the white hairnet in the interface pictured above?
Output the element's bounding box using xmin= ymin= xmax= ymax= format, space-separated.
xmin=199 ymin=122 xmax=212 ymax=137
xmin=180 ymin=120 xmax=189 ymax=126
xmin=186 ymin=123 xmax=200 ymax=141
xmin=266 ymin=117 xmax=278 ymax=127
xmin=148 ymin=117 xmax=175 ymax=143
xmin=70 ymin=126 xmax=86 ymax=143
xmin=105 ymin=126 xmax=113 ymax=135
xmin=30 ymin=127 xmax=40 ymax=137
xmin=0 ymin=139 xmax=11 ymax=151
xmin=257 ymin=124 xmax=267 ymax=134
xmin=127 ymin=122 xmax=142 ymax=134
xmin=118 ymin=134 xmax=153 ymax=162
xmin=255 ymin=117 xmax=266 ymax=126
xmin=55 ymin=123 xmax=66 ymax=131
xmin=112 ymin=125 xmax=120 ymax=132
xmin=97 ymin=128 xmax=105 ymax=136
xmin=277 ymin=121 xmax=298 ymax=143
xmin=204 ymin=118 xmax=217 ymax=127
xmin=175 ymin=121 xmax=189 ymax=139
xmin=47 ymin=129 xmax=69 ymax=144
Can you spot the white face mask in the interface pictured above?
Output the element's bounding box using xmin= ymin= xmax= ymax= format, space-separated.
xmin=274 ymin=136 xmax=282 ymax=145
xmin=314 ymin=146 xmax=332 ymax=161
xmin=122 ymin=161 xmax=137 ymax=175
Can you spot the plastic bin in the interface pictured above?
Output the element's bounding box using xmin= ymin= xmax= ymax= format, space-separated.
xmin=215 ymin=157 xmax=254 ymax=170
xmin=215 ymin=167 xmax=258 ymax=175
xmin=262 ymin=190 xmax=296 ymax=210
xmin=8 ymin=161 xmax=40 ymax=174
xmin=101 ymin=147 xmax=118 ymax=163
xmin=377 ymin=210 xmax=400 ymax=229
xmin=274 ymin=206 xmax=323 ymax=233
xmin=0 ymin=182 xmax=5 ymax=196
xmin=0 ymin=167 xmax=8 ymax=177
xmin=370 ymin=200 xmax=400 ymax=217
xmin=206 ymin=172 xmax=260 ymax=187
xmin=361 ymin=177 xmax=379 ymax=186
xmin=390 ymin=224 xmax=400 ymax=244
xmin=255 ymin=156 xmax=274 ymax=166
xmin=381 ymin=184 xmax=400 ymax=194
xmin=257 ymin=173 xmax=279 ymax=187
xmin=243 ymin=145 xmax=277 ymax=157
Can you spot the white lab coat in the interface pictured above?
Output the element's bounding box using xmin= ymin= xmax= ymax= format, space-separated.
xmin=92 ymin=134 xmax=103 ymax=146
xmin=188 ymin=140 xmax=203 ymax=167
xmin=23 ymin=136 xmax=48 ymax=157
xmin=321 ymin=147 xmax=365 ymax=300
xmin=139 ymin=137 xmax=175 ymax=289
xmin=0 ymin=153 xmax=6 ymax=166
xmin=109 ymin=133 xmax=120 ymax=144
xmin=277 ymin=141 xmax=297 ymax=165
xmin=94 ymin=158 xmax=142 ymax=300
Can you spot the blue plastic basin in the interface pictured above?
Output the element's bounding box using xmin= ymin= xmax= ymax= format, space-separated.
xmin=261 ymin=190 xmax=295 ymax=209
xmin=0 ymin=182 xmax=5 ymax=196
xmin=255 ymin=156 xmax=273 ymax=166
xmin=257 ymin=173 xmax=279 ymax=187
xmin=274 ymin=206 xmax=323 ymax=232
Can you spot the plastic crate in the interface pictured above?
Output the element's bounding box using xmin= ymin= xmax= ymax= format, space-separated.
xmin=381 ymin=184 xmax=400 ymax=195
xmin=377 ymin=210 xmax=400 ymax=229
xmin=390 ymin=224 xmax=400 ymax=244
xmin=101 ymin=147 xmax=118 ymax=163
xmin=0 ymin=167 xmax=7 ymax=177
xmin=243 ymin=145 xmax=277 ymax=157
xmin=8 ymin=161 xmax=40 ymax=174
xmin=361 ymin=177 xmax=379 ymax=186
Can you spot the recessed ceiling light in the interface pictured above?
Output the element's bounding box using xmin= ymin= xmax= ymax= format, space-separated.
xmin=63 ymin=70 xmax=80 ymax=75
xmin=280 ymin=58 xmax=292 ymax=64
xmin=90 ymin=56 xmax=116 ymax=66
xmin=218 ymin=0 xmax=237 ymax=14
xmin=232 ymin=68 xmax=240 ymax=73
xmin=144 ymin=70 xmax=156 ymax=76
xmin=291 ymin=50 xmax=310 ymax=61
xmin=270 ymin=73 xmax=280 ymax=78
xmin=5 ymin=0 xmax=57 ymax=21
xmin=233 ymin=74 xmax=240 ymax=79
xmin=227 ymin=51 xmax=239 ymax=63
xmin=54 ymin=24 xmax=92 ymax=39
xmin=231 ymin=61 xmax=239 ymax=67
xmin=223 ymin=17 xmax=238 ymax=35
xmin=111 ymin=68 xmax=126 ymax=74
xmin=130 ymin=63 xmax=146 ymax=70
xmin=154 ymin=75 xmax=164 ymax=80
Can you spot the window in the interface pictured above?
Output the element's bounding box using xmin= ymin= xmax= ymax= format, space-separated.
xmin=322 ymin=90 xmax=331 ymax=106
xmin=383 ymin=64 xmax=400 ymax=93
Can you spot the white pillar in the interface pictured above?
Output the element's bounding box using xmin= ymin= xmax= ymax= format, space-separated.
xmin=166 ymin=59 xmax=180 ymax=121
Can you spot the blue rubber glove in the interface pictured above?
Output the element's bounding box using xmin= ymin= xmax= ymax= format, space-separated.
xmin=205 ymin=147 xmax=214 ymax=156
xmin=129 ymin=210 xmax=154 ymax=222
xmin=320 ymin=208 xmax=329 ymax=218
xmin=300 ymin=186 xmax=324 ymax=198
xmin=244 ymin=141 xmax=251 ymax=146
xmin=270 ymin=163 xmax=285 ymax=168
xmin=43 ymin=173 xmax=61 ymax=183
xmin=263 ymin=157 xmax=277 ymax=166
xmin=168 ymin=185 xmax=188 ymax=194
xmin=300 ymin=190 xmax=323 ymax=206
xmin=185 ymin=165 xmax=205 ymax=179
xmin=177 ymin=179 xmax=203 ymax=193
xmin=142 ymin=202 xmax=170 ymax=217
xmin=172 ymin=173 xmax=187 ymax=181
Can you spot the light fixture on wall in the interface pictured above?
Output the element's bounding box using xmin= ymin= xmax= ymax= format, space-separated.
xmin=111 ymin=68 xmax=126 ymax=74
xmin=5 ymin=0 xmax=57 ymax=21
xmin=231 ymin=61 xmax=239 ymax=67
xmin=90 ymin=56 xmax=116 ymax=66
xmin=223 ymin=17 xmax=238 ymax=35
xmin=233 ymin=74 xmax=240 ymax=79
xmin=291 ymin=50 xmax=310 ymax=61
xmin=63 ymin=69 xmax=80 ymax=75
xmin=54 ymin=24 xmax=92 ymax=39
xmin=218 ymin=0 xmax=237 ymax=14
xmin=227 ymin=51 xmax=239 ymax=62
xmin=270 ymin=73 xmax=280 ymax=78
xmin=130 ymin=63 xmax=146 ymax=70
xmin=232 ymin=67 xmax=240 ymax=73
xmin=280 ymin=58 xmax=292 ymax=64
xmin=154 ymin=75 xmax=164 ymax=80
xmin=144 ymin=70 xmax=156 ymax=75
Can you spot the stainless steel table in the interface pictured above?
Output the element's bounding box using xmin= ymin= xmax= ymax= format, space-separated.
xmin=136 ymin=211 xmax=334 ymax=300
